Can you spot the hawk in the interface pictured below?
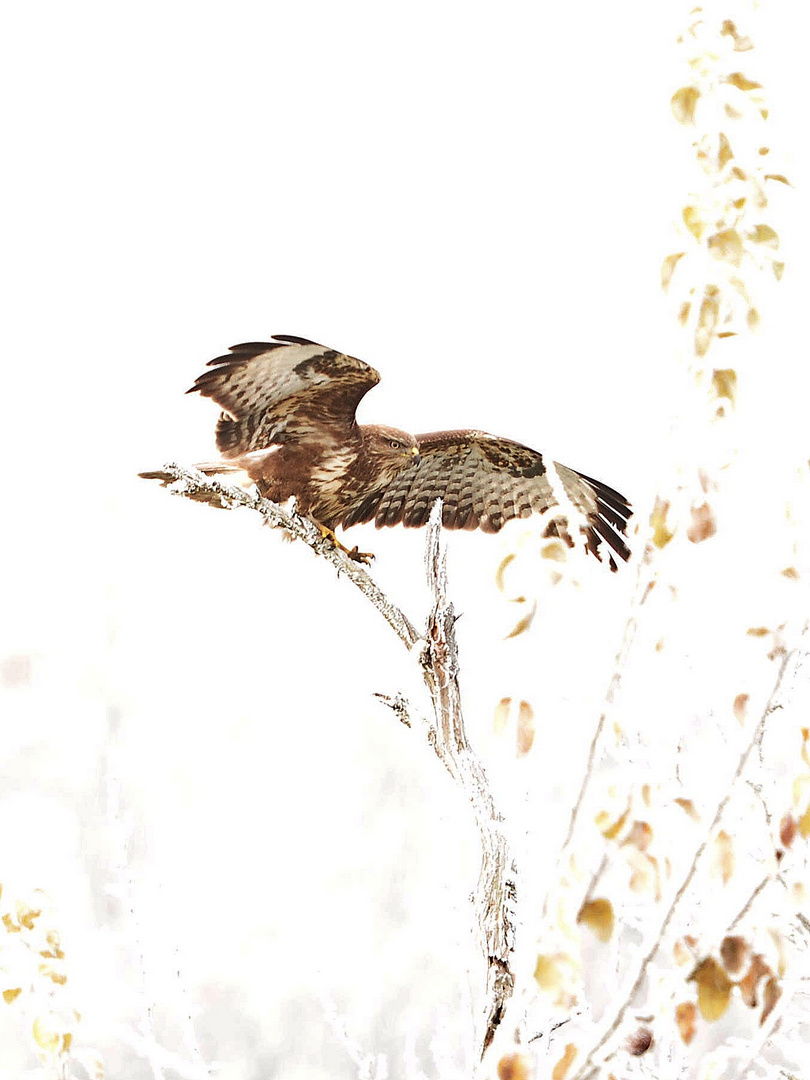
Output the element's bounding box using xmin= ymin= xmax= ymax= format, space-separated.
xmin=175 ymin=335 xmax=632 ymax=567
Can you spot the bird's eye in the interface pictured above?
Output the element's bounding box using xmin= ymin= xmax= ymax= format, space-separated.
xmin=388 ymin=439 xmax=401 ymax=450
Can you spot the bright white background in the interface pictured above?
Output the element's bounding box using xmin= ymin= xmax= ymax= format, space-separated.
xmin=1 ymin=2 xmax=807 ymax=1077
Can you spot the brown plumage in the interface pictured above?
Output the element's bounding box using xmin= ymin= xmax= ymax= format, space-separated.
xmin=185 ymin=335 xmax=632 ymax=568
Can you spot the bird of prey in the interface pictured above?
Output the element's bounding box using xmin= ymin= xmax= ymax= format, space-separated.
xmin=164 ymin=335 xmax=632 ymax=567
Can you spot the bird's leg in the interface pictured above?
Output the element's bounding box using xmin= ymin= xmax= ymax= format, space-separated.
xmin=317 ymin=524 xmax=375 ymax=564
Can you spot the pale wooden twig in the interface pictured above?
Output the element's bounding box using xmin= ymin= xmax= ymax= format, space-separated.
xmin=141 ymin=465 xmax=517 ymax=1059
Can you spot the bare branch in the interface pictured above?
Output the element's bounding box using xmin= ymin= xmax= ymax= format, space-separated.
xmin=141 ymin=467 xmax=517 ymax=1059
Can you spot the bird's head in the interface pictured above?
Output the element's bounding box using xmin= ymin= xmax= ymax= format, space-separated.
xmin=362 ymin=425 xmax=420 ymax=474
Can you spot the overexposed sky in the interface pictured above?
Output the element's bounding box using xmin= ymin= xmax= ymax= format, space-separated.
xmin=1 ymin=2 xmax=808 ymax=1076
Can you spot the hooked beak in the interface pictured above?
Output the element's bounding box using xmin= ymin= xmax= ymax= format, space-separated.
xmin=410 ymin=445 xmax=421 ymax=465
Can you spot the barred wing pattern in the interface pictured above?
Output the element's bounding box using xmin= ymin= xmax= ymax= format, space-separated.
xmin=341 ymin=431 xmax=631 ymax=569
xmin=188 ymin=336 xmax=379 ymax=457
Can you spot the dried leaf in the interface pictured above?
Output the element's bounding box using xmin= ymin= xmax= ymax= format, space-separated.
xmin=678 ymin=301 xmax=691 ymax=325
xmin=687 ymin=502 xmax=717 ymax=544
xmin=498 ymin=1052 xmax=532 ymax=1080
xmin=739 ymin=953 xmax=773 ymax=1007
xmin=712 ymin=369 xmax=737 ymax=404
xmin=683 ymin=205 xmax=705 ymax=240
xmin=781 ymin=566 xmax=799 ymax=580
xmin=676 ymin=1001 xmax=697 ymax=1044
xmin=624 ymin=820 xmax=653 ymax=851
xmin=761 ymin=977 xmax=781 ymax=1026
xmin=695 ymin=285 xmax=720 ymax=357
xmin=628 ymin=850 xmax=661 ymax=898
xmin=577 ymin=898 xmax=614 ymax=942
xmin=673 ymin=939 xmax=693 ymax=966
xmin=747 ymin=308 xmax=760 ymax=331
xmin=772 ymin=261 xmax=785 ymax=281
xmin=733 ymin=693 xmax=749 ymax=722
xmin=748 ymin=224 xmax=779 ymax=248
xmin=625 ymin=1028 xmax=653 ymax=1056
xmin=672 ymin=86 xmax=700 ymax=124
xmin=717 ymin=132 xmax=733 ymax=169
xmin=495 ymin=554 xmax=516 ymax=593
xmin=517 ymin=700 xmax=535 ymax=757
xmin=506 ymin=602 xmax=537 ymax=639
xmin=764 ymin=173 xmax=791 ymax=186
xmin=798 ymin=802 xmax=810 ymax=839
xmin=712 ymin=830 xmax=735 ymax=884
xmin=675 ymin=797 xmax=700 ymax=821
xmin=726 ymin=72 xmax=762 ymax=91
xmin=720 ymin=935 xmax=750 ymax=976
xmin=552 ymin=1043 xmax=577 ymax=1080
xmin=651 ymin=498 xmax=674 ymax=549
xmin=708 ymin=228 xmax=743 ymax=266
xmin=721 ymin=20 xmax=753 ymax=51
xmin=689 ymin=957 xmax=733 ymax=1021
xmin=534 ymin=952 xmax=575 ymax=999
xmin=494 ymin=697 xmax=511 ymax=734
xmin=32 ymin=1016 xmax=61 ymax=1054
xmin=779 ymin=813 xmax=797 ymax=850
xmin=662 ymin=252 xmax=686 ymax=290
xmin=747 ymin=627 xmax=770 ymax=637
xmin=541 ymin=539 xmax=568 ymax=562
xmin=599 ymin=807 xmax=629 ymax=840
xmin=2 ymin=988 xmax=22 ymax=1004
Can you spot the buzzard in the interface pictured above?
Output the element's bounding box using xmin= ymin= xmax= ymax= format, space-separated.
xmin=180 ymin=335 xmax=632 ymax=567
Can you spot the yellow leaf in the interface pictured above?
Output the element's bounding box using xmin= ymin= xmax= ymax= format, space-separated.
xmin=533 ymin=952 xmax=575 ymax=999
xmin=797 ymin=803 xmax=810 ymax=838
xmin=676 ymin=1001 xmax=697 ymax=1044
xmin=708 ymin=228 xmax=743 ymax=266
xmin=747 ymin=627 xmax=770 ymax=637
xmin=3 ymin=988 xmax=22 ymax=1004
xmin=718 ymin=133 xmax=733 ymax=169
xmin=675 ymin=797 xmax=700 ymax=821
xmin=748 ymin=224 xmax=779 ymax=248
xmin=505 ymin=602 xmax=537 ymax=640
xmin=721 ymin=20 xmax=753 ymax=51
xmin=712 ymin=369 xmax=737 ymax=404
xmin=651 ymin=498 xmax=674 ymax=548
xmin=695 ymin=286 xmax=720 ymax=357
xmin=541 ymin=539 xmax=568 ymax=562
xmin=677 ymin=301 xmax=691 ymax=325
xmin=765 ymin=173 xmax=791 ymax=185
xmin=516 ymin=700 xmax=535 ymax=757
xmin=689 ymin=957 xmax=733 ymax=1021
xmin=577 ymin=898 xmax=614 ymax=942
xmin=747 ymin=308 xmax=760 ymax=331
xmin=498 ymin=1052 xmax=531 ymax=1080
xmin=683 ymin=206 xmax=704 ymax=240
xmin=552 ymin=1043 xmax=577 ymax=1080
xmin=726 ymin=72 xmax=762 ymax=91
xmin=662 ymin=252 xmax=686 ymax=290
xmin=671 ymin=86 xmax=700 ymax=124
xmin=32 ymin=1017 xmax=61 ymax=1054
xmin=495 ymin=554 xmax=515 ymax=593
xmin=599 ymin=807 xmax=629 ymax=840
xmin=494 ymin=697 xmax=511 ymax=734
xmin=712 ymin=830 xmax=735 ymax=884
xmin=773 ymin=261 xmax=785 ymax=281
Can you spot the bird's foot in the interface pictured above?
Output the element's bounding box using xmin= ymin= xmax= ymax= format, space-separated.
xmin=317 ymin=525 xmax=375 ymax=564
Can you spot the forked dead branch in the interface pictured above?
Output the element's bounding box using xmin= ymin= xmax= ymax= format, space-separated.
xmin=141 ymin=462 xmax=517 ymax=1059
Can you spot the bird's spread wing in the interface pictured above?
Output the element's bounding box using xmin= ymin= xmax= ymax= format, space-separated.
xmin=341 ymin=430 xmax=632 ymax=569
xmin=188 ymin=335 xmax=379 ymax=458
